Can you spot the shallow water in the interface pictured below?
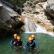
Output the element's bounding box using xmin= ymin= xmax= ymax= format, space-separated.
xmin=0 ymin=33 xmax=54 ymax=54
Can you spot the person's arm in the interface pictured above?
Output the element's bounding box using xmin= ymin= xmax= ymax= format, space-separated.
xmin=10 ymin=40 xmax=13 ymax=46
xmin=9 ymin=40 xmax=13 ymax=48
xmin=35 ymin=40 xmax=40 ymax=50
xmin=19 ymin=41 xmax=23 ymax=47
xmin=23 ymin=42 xmax=29 ymax=49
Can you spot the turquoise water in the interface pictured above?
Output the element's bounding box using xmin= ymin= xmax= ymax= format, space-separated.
xmin=0 ymin=33 xmax=54 ymax=54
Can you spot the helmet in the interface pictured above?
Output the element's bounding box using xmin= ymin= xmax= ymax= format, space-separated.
xmin=31 ymin=34 xmax=35 ymax=38
xmin=14 ymin=33 xmax=17 ymax=37
xmin=17 ymin=36 xmax=21 ymax=40
xmin=13 ymin=33 xmax=17 ymax=39
xmin=28 ymin=37 xmax=33 ymax=41
xmin=30 ymin=34 xmax=35 ymax=40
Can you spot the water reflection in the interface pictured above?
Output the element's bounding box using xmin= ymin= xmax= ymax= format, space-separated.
xmin=24 ymin=48 xmax=39 ymax=54
xmin=11 ymin=47 xmax=39 ymax=54
xmin=10 ymin=47 xmax=23 ymax=54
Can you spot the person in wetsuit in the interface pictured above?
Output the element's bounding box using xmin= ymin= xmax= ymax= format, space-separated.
xmin=15 ymin=36 xmax=22 ymax=47
xmin=26 ymin=37 xmax=36 ymax=50
xmin=15 ymin=36 xmax=23 ymax=54
xmin=24 ymin=35 xmax=39 ymax=54
xmin=10 ymin=33 xmax=17 ymax=47
xmin=30 ymin=34 xmax=39 ymax=49
xmin=10 ymin=34 xmax=22 ymax=48
xmin=30 ymin=34 xmax=40 ymax=54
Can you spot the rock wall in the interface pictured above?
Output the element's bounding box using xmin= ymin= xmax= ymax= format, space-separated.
xmin=22 ymin=0 xmax=54 ymax=32
xmin=0 ymin=2 xmax=24 ymax=32
xmin=47 ymin=0 xmax=54 ymax=5
xmin=46 ymin=0 xmax=54 ymax=18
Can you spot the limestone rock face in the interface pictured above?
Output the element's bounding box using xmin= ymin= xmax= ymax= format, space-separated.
xmin=22 ymin=0 xmax=54 ymax=32
xmin=47 ymin=0 xmax=54 ymax=5
xmin=30 ymin=0 xmax=47 ymax=2
xmin=46 ymin=0 xmax=54 ymax=17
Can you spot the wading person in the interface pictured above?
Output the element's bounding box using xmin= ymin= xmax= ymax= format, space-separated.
xmin=15 ymin=36 xmax=22 ymax=48
xmin=24 ymin=35 xmax=39 ymax=54
xmin=15 ymin=36 xmax=23 ymax=54
xmin=10 ymin=33 xmax=17 ymax=48
xmin=26 ymin=37 xmax=36 ymax=50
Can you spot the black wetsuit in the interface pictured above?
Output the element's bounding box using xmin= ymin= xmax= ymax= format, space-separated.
xmin=15 ymin=41 xmax=22 ymax=47
xmin=26 ymin=41 xmax=36 ymax=49
xmin=10 ymin=39 xmax=22 ymax=47
xmin=11 ymin=39 xmax=17 ymax=46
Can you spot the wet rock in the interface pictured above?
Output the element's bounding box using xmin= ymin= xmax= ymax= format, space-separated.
xmin=0 ymin=2 xmax=24 ymax=33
